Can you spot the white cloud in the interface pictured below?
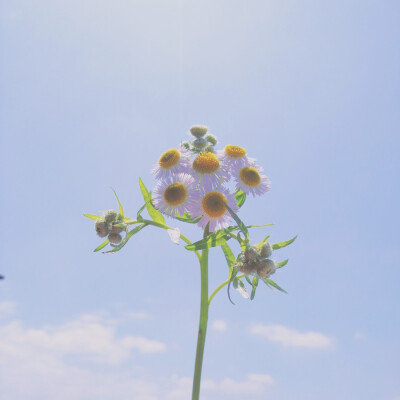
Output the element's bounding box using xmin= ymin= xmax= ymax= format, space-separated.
xmin=250 ymin=323 xmax=334 ymax=349
xmin=211 ymin=319 xmax=227 ymax=332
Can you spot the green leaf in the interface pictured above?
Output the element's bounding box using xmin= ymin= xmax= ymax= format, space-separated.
xmin=137 ymin=203 xmax=146 ymax=221
xmin=84 ymin=214 xmax=102 ymax=221
xmin=244 ymin=275 xmax=253 ymax=285
xmin=103 ymin=223 xmax=147 ymax=253
xmin=225 ymin=204 xmax=249 ymax=240
xmin=250 ymin=276 xmax=259 ymax=300
xmin=221 ymin=242 xmax=236 ymax=283
xmin=272 ymin=235 xmax=297 ymax=250
xmin=234 ymin=189 xmax=246 ymax=208
xmin=111 ymin=188 xmax=124 ymax=218
xmin=247 ymin=223 xmax=274 ymax=228
xmin=185 ymin=232 xmax=230 ymax=251
xmin=257 ymin=234 xmax=271 ymax=248
xmin=93 ymin=238 xmax=109 ymax=252
xmin=175 ymin=211 xmax=202 ymax=224
xmin=263 ymin=278 xmax=288 ymax=293
xmin=276 ymin=259 xmax=289 ymax=269
xmin=138 ymin=178 xmax=166 ymax=225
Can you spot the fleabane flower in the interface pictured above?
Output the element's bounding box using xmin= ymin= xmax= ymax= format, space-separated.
xmin=218 ymin=144 xmax=254 ymax=168
xmin=151 ymin=147 xmax=191 ymax=180
xmin=152 ymin=173 xmax=199 ymax=217
xmin=233 ymin=163 xmax=270 ymax=197
xmin=187 ymin=187 xmax=238 ymax=232
xmin=191 ymin=151 xmax=229 ymax=191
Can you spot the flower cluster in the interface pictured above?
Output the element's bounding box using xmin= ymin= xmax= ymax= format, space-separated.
xmin=235 ymin=242 xmax=276 ymax=278
xmin=151 ymin=125 xmax=271 ymax=232
xmin=94 ymin=209 xmax=125 ymax=244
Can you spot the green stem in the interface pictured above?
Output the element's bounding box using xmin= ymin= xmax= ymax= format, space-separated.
xmin=208 ymin=274 xmax=245 ymax=305
xmin=192 ymin=229 xmax=209 ymax=400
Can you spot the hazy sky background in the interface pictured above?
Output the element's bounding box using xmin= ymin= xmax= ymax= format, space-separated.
xmin=1 ymin=1 xmax=399 ymax=399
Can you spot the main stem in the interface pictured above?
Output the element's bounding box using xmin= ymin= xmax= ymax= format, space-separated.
xmin=192 ymin=230 xmax=209 ymax=400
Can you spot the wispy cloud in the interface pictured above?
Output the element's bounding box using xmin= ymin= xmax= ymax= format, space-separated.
xmin=250 ymin=323 xmax=335 ymax=349
xmin=211 ymin=319 xmax=227 ymax=332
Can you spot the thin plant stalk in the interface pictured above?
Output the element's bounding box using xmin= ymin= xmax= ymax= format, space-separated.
xmin=192 ymin=228 xmax=209 ymax=400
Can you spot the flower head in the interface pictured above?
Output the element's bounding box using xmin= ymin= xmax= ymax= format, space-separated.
xmin=191 ymin=151 xmax=229 ymax=191
xmin=187 ymin=186 xmax=238 ymax=232
xmin=152 ymin=173 xmax=200 ymax=217
xmin=151 ymin=147 xmax=191 ymax=180
xmin=218 ymin=144 xmax=254 ymax=168
xmin=233 ymin=163 xmax=270 ymax=197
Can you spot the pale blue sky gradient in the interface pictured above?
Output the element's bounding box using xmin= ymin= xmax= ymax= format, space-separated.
xmin=1 ymin=1 xmax=399 ymax=399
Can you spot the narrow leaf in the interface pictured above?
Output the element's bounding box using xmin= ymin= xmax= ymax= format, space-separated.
xmin=175 ymin=211 xmax=202 ymax=224
xmin=103 ymin=223 xmax=147 ymax=253
xmin=111 ymin=188 xmax=124 ymax=218
xmin=276 ymin=259 xmax=289 ymax=269
xmin=234 ymin=189 xmax=246 ymax=208
xmin=263 ymin=278 xmax=288 ymax=293
xmin=247 ymin=223 xmax=274 ymax=228
xmin=138 ymin=178 xmax=166 ymax=225
xmin=272 ymin=235 xmax=297 ymax=250
xmin=185 ymin=234 xmax=229 ymax=251
xmin=84 ymin=214 xmax=102 ymax=221
xmin=225 ymin=204 xmax=249 ymax=239
xmin=93 ymin=238 xmax=109 ymax=252
xmin=250 ymin=276 xmax=259 ymax=300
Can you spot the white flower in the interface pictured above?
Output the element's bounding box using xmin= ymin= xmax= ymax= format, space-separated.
xmin=151 ymin=147 xmax=191 ymax=180
xmin=152 ymin=173 xmax=200 ymax=217
xmin=217 ymin=144 xmax=255 ymax=168
xmin=232 ymin=163 xmax=270 ymax=197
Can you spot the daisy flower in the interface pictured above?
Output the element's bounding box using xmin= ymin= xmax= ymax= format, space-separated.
xmin=151 ymin=147 xmax=192 ymax=180
xmin=218 ymin=144 xmax=255 ymax=168
xmin=187 ymin=186 xmax=238 ymax=232
xmin=233 ymin=163 xmax=270 ymax=197
xmin=191 ymin=151 xmax=230 ymax=191
xmin=152 ymin=173 xmax=200 ymax=217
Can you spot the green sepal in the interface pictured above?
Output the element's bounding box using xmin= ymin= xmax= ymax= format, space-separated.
xmin=271 ymin=235 xmax=297 ymax=250
xmin=138 ymin=178 xmax=166 ymax=225
xmin=111 ymin=188 xmax=125 ymax=218
xmin=225 ymin=204 xmax=249 ymax=240
xmin=93 ymin=238 xmax=109 ymax=252
xmin=84 ymin=214 xmax=102 ymax=221
xmin=175 ymin=211 xmax=202 ymax=224
xmin=263 ymin=277 xmax=288 ymax=293
xmin=250 ymin=276 xmax=259 ymax=300
xmin=102 ymin=223 xmax=147 ymax=254
xmin=234 ymin=189 xmax=246 ymax=208
xmin=276 ymin=259 xmax=289 ymax=269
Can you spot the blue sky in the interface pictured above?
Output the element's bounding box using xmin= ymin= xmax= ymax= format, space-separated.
xmin=1 ymin=1 xmax=399 ymax=399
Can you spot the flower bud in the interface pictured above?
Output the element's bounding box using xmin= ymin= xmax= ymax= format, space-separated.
xmin=104 ymin=209 xmax=118 ymax=223
xmin=244 ymin=246 xmax=258 ymax=262
xmin=108 ymin=233 xmax=122 ymax=244
xmin=95 ymin=219 xmax=110 ymax=238
xmin=110 ymin=225 xmax=123 ymax=234
xmin=256 ymin=259 xmax=276 ymax=278
xmin=236 ymin=261 xmax=254 ymax=275
xmin=259 ymin=242 xmax=273 ymax=259
xmin=192 ymin=138 xmax=208 ymax=150
xmin=190 ymin=125 xmax=208 ymax=138
xmin=205 ymin=134 xmax=217 ymax=145
xmin=204 ymin=145 xmax=215 ymax=153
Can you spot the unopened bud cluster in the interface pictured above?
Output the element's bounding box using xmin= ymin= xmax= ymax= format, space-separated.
xmin=182 ymin=125 xmax=218 ymax=154
xmin=235 ymin=243 xmax=275 ymax=279
xmin=95 ymin=209 xmax=125 ymax=244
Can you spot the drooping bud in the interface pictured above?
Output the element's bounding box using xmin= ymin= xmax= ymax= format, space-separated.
xmin=95 ymin=219 xmax=110 ymax=238
xmin=205 ymin=134 xmax=217 ymax=145
xmin=256 ymin=259 xmax=276 ymax=278
xmin=192 ymin=138 xmax=208 ymax=150
xmin=259 ymin=242 xmax=273 ymax=259
xmin=110 ymin=225 xmax=123 ymax=234
xmin=235 ymin=261 xmax=254 ymax=275
xmin=244 ymin=246 xmax=258 ymax=262
xmin=108 ymin=233 xmax=122 ymax=244
xmin=190 ymin=125 xmax=208 ymax=138
xmin=104 ymin=209 xmax=118 ymax=223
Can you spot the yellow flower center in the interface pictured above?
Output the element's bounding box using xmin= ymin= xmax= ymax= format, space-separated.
xmin=192 ymin=152 xmax=220 ymax=174
xmin=202 ymin=191 xmax=227 ymax=218
xmin=163 ymin=182 xmax=187 ymax=206
xmin=159 ymin=149 xmax=180 ymax=169
xmin=225 ymin=145 xmax=246 ymax=158
xmin=239 ymin=167 xmax=261 ymax=187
